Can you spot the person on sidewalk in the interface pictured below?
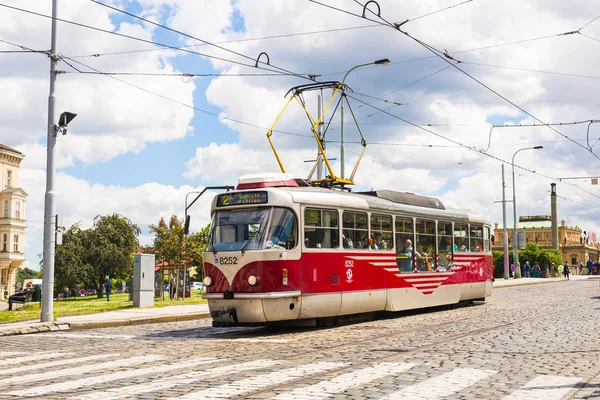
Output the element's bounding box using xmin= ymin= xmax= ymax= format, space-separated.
xmin=532 ymin=262 xmax=541 ymax=278
xmin=523 ymin=261 xmax=531 ymax=278
xmin=510 ymin=263 xmax=515 ymax=277
xmin=563 ymin=262 xmax=570 ymax=280
xmin=7 ymin=282 xmax=34 ymax=311
xmin=104 ymin=276 xmax=113 ymax=302
xmin=557 ymin=263 xmax=564 ymax=278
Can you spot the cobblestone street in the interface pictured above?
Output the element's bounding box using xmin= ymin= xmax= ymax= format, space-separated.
xmin=2 ymin=279 xmax=600 ymax=399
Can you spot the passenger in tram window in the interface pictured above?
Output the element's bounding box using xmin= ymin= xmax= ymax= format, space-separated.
xmin=397 ymin=239 xmax=419 ymax=272
xmin=342 ymin=234 xmax=354 ymax=249
xmin=374 ymin=233 xmax=388 ymax=250
xmin=460 ymin=244 xmax=467 ymax=251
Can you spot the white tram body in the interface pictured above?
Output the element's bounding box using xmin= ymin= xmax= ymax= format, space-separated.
xmin=202 ymin=174 xmax=493 ymax=326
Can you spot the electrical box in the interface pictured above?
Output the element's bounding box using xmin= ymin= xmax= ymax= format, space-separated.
xmin=133 ymin=254 xmax=155 ymax=307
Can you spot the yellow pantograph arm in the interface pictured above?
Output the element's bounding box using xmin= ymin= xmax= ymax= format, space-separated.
xmin=293 ymin=87 xmax=342 ymax=180
xmin=266 ymin=95 xmax=295 ymax=173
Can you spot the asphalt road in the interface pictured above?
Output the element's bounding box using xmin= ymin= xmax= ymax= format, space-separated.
xmin=1 ymin=279 xmax=599 ymax=399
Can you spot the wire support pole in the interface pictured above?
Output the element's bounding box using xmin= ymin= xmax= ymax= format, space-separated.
xmin=501 ymin=164 xmax=509 ymax=279
xmin=41 ymin=0 xmax=59 ymax=322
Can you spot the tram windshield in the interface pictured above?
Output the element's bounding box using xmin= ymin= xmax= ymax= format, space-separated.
xmin=208 ymin=207 xmax=297 ymax=252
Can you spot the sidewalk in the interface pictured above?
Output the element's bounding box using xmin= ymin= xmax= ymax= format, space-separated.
xmin=0 ymin=276 xmax=595 ymax=336
xmin=0 ymin=303 xmax=210 ymax=337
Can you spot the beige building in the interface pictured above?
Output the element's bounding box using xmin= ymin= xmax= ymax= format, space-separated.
xmin=493 ymin=215 xmax=600 ymax=267
xmin=0 ymin=144 xmax=27 ymax=298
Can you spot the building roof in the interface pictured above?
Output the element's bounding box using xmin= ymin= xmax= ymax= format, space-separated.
xmin=0 ymin=143 xmax=22 ymax=155
xmin=496 ymin=221 xmax=581 ymax=230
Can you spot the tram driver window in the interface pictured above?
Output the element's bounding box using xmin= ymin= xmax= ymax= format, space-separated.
xmin=370 ymin=214 xmax=393 ymax=250
xmin=395 ymin=217 xmax=414 ymax=273
xmin=416 ymin=219 xmax=436 ymax=271
xmin=265 ymin=208 xmax=298 ymax=250
xmin=454 ymin=223 xmax=468 ymax=252
xmin=343 ymin=211 xmax=368 ymax=249
xmin=470 ymin=225 xmax=484 ymax=251
xmin=304 ymin=208 xmax=339 ymax=249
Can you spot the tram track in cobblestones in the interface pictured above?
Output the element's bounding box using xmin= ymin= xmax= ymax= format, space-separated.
xmin=214 ymin=293 xmax=600 ymax=399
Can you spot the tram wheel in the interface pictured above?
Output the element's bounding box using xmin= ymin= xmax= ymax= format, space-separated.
xmin=364 ymin=312 xmax=376 ymax=322
xmin=318 ymin=316 xmax=338 ymax=328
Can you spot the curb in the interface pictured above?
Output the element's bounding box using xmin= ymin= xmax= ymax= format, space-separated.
xmin=66 ymin=312 xmax=212 ymax=330
xmin=0 ymin=322 xmax=70 ymax=337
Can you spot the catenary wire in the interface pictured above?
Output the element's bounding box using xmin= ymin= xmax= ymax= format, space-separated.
xmin=62 ymin=71 xmax=290 ymax=78
xmin=580 ymin=14 xmax=600 ymax=31
xmin=345 ymin=92 xmax=600 ymax=202
xmin=329 ymin=0 xmax=600 ymax=163
xmin=0 ymin=2 xmax=308 ymax=79
xmin=67 ymin=25 xmax=383 ymax=59
xmin=89 ymin=0 xmax=304 ymax=78
xmin=60 ymin=56 xmax=314 ymax=139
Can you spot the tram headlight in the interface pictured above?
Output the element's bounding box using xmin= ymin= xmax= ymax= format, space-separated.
xmin=248 ymin=275 xmax=259 ymax=286
xmin=203 ymin=276 xmax=213 ymax=287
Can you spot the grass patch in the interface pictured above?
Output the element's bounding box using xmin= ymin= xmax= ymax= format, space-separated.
xmin=0 ymin=291 xmax=207 ymax=324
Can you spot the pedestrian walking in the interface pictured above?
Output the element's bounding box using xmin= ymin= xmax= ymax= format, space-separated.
xmin=550 ymin=263 xmax=556 ymax=277
xmin=563 ymin=263 xmax=570 ymax=280
xmin=557 ymin=263 xmax=564 ymax=278
xmin=532 ymin=262 xmax=541 ymax=278
xmin=587 ymin=258 xmax=594 ymax=275
xmin=524 ymin=261 xmax=531 ymax=278
xmin=510 ymin=263 xmax=515 ymax=278
xmin=579 ymin=261 xmax=584 ymax=275
xmin=104 ymin=276 xmax=112 ymax=302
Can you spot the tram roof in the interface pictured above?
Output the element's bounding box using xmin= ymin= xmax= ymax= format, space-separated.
xmin=216 ymin=186 xmax=488 ymax=225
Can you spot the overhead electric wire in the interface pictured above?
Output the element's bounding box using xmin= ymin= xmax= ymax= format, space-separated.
xmin=89 ymin=0 xmax=306 ymax=79
xmin=62 ymin=70 xmax=288 ymax=78
xmin=67 ymin=25 xmax=382 ymax=59
xmin=60 ymin=56 xmax=314 ymax=139
xmin=408 ymin=0 xmax=476 ymax=23
xmin=345 ymin=92 xmax=600 ymax=202
xmin=316 ymin=0 xmax=600 ymax=163
xmin=579 ymin=14 xmax=600 ymax=31
xmin=462 ymin=61 xmax=600 ymax=81
xmin=0 ymin=2 xmax=307 ymax=79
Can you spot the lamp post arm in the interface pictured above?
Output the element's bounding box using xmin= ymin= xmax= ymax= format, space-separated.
xmin=341 ymin=62 xmax=374 ymax=84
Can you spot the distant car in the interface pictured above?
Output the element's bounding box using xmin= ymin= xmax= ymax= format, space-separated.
xmin=190 ymin=282 xmax=204 ymax=290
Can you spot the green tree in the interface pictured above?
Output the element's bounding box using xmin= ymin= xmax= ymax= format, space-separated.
xmin=16 ymin=267 xmax=41 ymax=287
xmin=149 ymin=217 xmax=210 ymax=298
xmin=54 ymin=214 xmax=140 ymax=298
xmin=54 ymin=223 xmax=88 ymax=291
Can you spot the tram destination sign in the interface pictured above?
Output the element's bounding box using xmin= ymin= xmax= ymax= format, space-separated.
xmin=216 ymin=191 xmax=268 ymax=207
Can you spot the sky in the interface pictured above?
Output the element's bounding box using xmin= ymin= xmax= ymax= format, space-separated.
xmin=1 ymin=0 xmax=600 ymax=270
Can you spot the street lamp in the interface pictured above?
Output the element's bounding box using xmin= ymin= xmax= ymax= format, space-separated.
xmin=511 ymin=145 xmax=543 ymax=278
xmin=340 ymin=58 xmax=390 ymax=179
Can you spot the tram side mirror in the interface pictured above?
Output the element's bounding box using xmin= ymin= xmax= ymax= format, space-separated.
xmin=184 ymin=215 xmax=191 ymax=235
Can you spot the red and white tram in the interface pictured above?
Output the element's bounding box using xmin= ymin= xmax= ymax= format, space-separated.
xmin=202 ymin=173 xmax=493 ymax=327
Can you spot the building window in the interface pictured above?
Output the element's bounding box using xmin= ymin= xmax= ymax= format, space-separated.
xmin=6 ymin=170 xmax=12 ymax=187
xmin=2 ymin=234 xmax=6 ymax=252
xmin=3 ymin=200 xmax=8 ymax=218
xmin=13 ymin=235 xmax=18 ymax=252
xmin=15 ymin=201 xmax=21 ymax=219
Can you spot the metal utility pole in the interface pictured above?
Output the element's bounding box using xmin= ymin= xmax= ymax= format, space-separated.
xmin=501 ymin=165 xmax=509 ymax=279
xmin=41 ymin=0 xmax=59 ymax=322
xmin=317 ymin=94 xmax=324 ymax=180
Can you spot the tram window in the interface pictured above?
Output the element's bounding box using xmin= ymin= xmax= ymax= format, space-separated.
xmin=484 ymin=226 xmax=491 ymax=252
xmin=454 ymin=223 xmax=468 ymax=252
xmin=416 ymin=219 xmax=436 ymax=272
xmin=304 ymin=208 xmax=339 ymax=249
xmin=343 ymin=211 xmax=368 ymax=249
xmin=438 ymin=222 xmax=453 ymax=272
xmin=265 ymin=208 xmax=298 ymax=250
xmin=370 ymin=214 xmax=393 ymax=250
xmin=395 ymin=217 xmax=415 ymax=272
xmin=470 ymin=225 xmax=484 ymax=252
